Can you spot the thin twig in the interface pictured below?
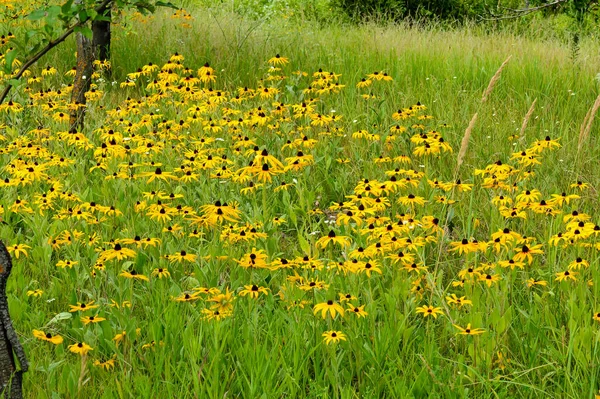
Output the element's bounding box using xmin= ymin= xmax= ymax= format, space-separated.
xmin=481 ymin=0 xmax=568 ymax=21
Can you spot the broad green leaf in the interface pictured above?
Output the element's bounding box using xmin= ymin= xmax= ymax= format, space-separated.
xmin=61 ymin=0 xmax=74 ymax=15
xmin=45 ymin=312 xmax=73 ymax=326
xmin=74 ymin=25 xmax=93 ymax=39
xmin=27 ymin=9 xmax=47 ymax=21
xmin=3 ymin=49 xmax=17 ymax=73
xmin=7 ymin=79 xmax=21 ymax=87
xmin=156 ymin=1 xmax=178 ymax=9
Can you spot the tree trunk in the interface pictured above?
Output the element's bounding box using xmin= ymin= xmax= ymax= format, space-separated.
xmin=92 ymin=8 xmax=111 ymax=62
xmin=69 ymin=32 xmax=93 ymax=132
xmin=69 ymin=3 xmax=111 ymax=132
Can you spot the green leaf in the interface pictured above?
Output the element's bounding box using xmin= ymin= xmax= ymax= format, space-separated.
xmin=3 ymin=49 xmax=17 ymax=73
xmin=297 ymin=233 xmax=310 ymax=255
xmin=61 ymin=0 xmax=74 ymax=15
xmin=74 ymin=25 xmax=93 ymax=39
xmin=27 ymin=9 xmax=47 ymax=21
xmin=156 ymin=1 xmax=178 ymax=9
xmin=7 ymin=79 xmax=22 ymax=87
xmin=46 ymin=5 xmax=62 ymax=20
xmin=45 ymin=312 xmax=73 ymax=326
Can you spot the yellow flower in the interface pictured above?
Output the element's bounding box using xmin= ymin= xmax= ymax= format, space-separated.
xmin=567 ymin=257 xmax=589 ymax=270
xmin=526 ymin=278 xmax=547 ymax=288
xmin=27 ymin=289 xmax=43 ymax=297
xmin=7 ymin=243 xmax=30 ymax=259
xmin=151 ymin=268 xmax=171 ymax=279
xmin=313 ymin=300 xmax=345 ymax=319
xmin=94 ymin=355 xmax=116 ymax=370
xmin=453 ymin=323 xmax=485 ymax=336
xmin=119 ymin=270 xmax=149 ymax=281
xmin=69 ymin=301 xmax=100 ymax=312
xmin=239 ymin=285 xmax=269 ymax=299
xmin=347 ymin=305 xmax=368 ymax=318
xmin=267 ymin=54 xmax=289 ymax=66
xmin=445 ymin=294 xmax=472 ymax=308
xmin=56 ymin=260 xmax=78 ymax=269
xmin=101 ymin=243 xmax=136 ymax=261
xmin=555 ymin=270 xmax=577 ymax=282
xmin=68 ymin=342 xmax=93 ymax=355
xmin=81 ymin=315 xmax=106 ymax=325
xmin=415 ymin=305 xmax=444 ymax=318
xmin=512 ymin=244 xmax=544 ymax=265
xmin=322 ymin=330 xmax=346 ymax=344
xmin=167 ymin=250 xmax=196 ymax=263
xmin=479 ymin=273 xmax=502 ymax=287
xmin=315 ymin=230 xmax=352 ymax=248
xmin=113 ymin=331 xmax=127 ymax=345
xmin=33 ymin=329 xmax=63 ymax=345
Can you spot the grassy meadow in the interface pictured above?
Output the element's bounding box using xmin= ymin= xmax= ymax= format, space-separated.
xmin=2 ymin=3 xmax=600 ymax=398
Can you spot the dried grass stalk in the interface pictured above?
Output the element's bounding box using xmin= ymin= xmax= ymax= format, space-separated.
xmin=481 ymin=55 xmax=512 ymax=104
xmin=457 ymin=112 xmax=478 ymax=169
xmin=578 ymin=93 xmax=600 ymax=151
xmin=519 ymin=98 xmax=537 ymax=137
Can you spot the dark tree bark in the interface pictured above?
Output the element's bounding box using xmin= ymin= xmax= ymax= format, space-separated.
xmin=92 ymin=8 xmax=111 ymax=62
xmin=69 ymin=2 xmax=111 ymax=132
xmin=69 ymin=32 xmax=94 ymax=132
xmin=0 ymin=241 xmax=28 ymax=399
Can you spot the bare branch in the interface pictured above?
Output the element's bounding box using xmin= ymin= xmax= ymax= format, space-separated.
xmin=504 ymin=0 xmax=568 ymax=13
xmin=480 ymin=0 xmax=568 ymax=21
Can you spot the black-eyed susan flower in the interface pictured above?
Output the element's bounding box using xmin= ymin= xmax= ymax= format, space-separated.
xmin=119 ymin=270 xmax=149 ymax=281
xmin=555 ymin=270 xmax=577 ymax=282
xmin=69 ymin=301 xmax=100 ymax=312
xmin=94 ymin=355 xmax=116 ymax=370
xmin=239 ymin=285 xmax=269 ymax=299
xmin=7 ymin=243 xmax=30 ymax=259
xmin=68 ymin=342 xmax=93 ymax=355
xmin=347 ymin=305 xmax=368 ymax=318
xmin=526 ymin=278 xmax=547 ymax=288
xmin=27 ymin=289 xmax=43 ymax=298
xmin=445 ymin=294 xmax=472 ymax=308
xmin=313 ymin=300 xmax=345 ymax=319
xmin=81 ymin=315 xmax=106 ymax=325
xmin=33 ymin=330 xmax=63 ymax=345
xmin=415 ymin=305 xmax=444 ymax=318
xmin=268 ymin=54 xmax=289 ymax=66
xmin=151 ymin=268 xmax=170 ymax=279
xmin=322 ymin=330 xmax=346 ymax=344
xmin=315 ymin=230 xmax=351 ymax=249
xmin=453 ymin=323 xmax=485 ymax=336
